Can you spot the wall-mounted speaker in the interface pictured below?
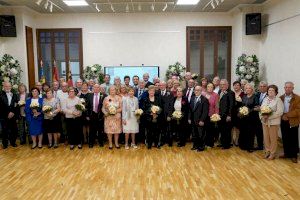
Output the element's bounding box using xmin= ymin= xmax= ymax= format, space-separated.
xmin=246 ymin=13 xmax=261 ymax=35
xmin=0 ymin=15 xmax=17 ymax=37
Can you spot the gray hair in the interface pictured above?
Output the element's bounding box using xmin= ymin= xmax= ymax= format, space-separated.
xmin=259 ymin=81 xmax=268 ymax=86
xmin=285 ymin=81 xmax=294 ymax=86
xmin=220 ymin=79 xmax=228 ymax=84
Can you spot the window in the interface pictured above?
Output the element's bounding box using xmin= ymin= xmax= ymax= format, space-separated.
xmin=186 ymin=26 xmax=232 ymax=83
xmin=37 ymin=29 xmax=83 ymax=84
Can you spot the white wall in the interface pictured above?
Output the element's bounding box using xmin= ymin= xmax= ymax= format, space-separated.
xmin=260 ymin=0 xmax=300 ymax=94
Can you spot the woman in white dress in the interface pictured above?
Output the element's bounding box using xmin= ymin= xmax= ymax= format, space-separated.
xmin=122 ymin=87 xmax=139 ymax=149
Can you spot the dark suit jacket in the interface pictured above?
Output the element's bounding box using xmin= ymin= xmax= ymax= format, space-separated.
xmin=142 ymin=95 xmax=163 ymax=124
xmin=255 ymin=92 xmax=267 ymax=106
xmin=87 ymin=93 xmax=107 ymax=120
xmin=218 ymin=89 xmax=235 ymax=118
xmin=183 ymin=87 xmax=195 ymax=102
xmin=145 ymin=81 xmax=153 ymax=88
xmin=135 ymin=88 xmax=148 ymax=108
xmin=188 ymin=95 xmax=209 ymax=125
xmin=159 ymin=90 xmax=173 ymax=119
xmin=0 ymin=91 xmax=19 ymax=120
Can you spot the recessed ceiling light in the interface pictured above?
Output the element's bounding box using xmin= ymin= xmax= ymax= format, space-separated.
xmin=63 ymin=0 xmax=88 ymax=6
xmin=176 ymin=0 xmax=200 ymax=5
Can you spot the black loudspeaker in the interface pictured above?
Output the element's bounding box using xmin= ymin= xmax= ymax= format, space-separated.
xmin=0 ymin=15 xmax=17 ymax=37
xmin=246 ymin=13 xmax=261 ymax=35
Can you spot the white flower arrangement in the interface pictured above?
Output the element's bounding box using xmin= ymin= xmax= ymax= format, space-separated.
xmin=108 ymin=105 xmax=117 ymax=115
xmin=151 ymin=105 xmax=161 ymax=114
xmin=42 ymin=105 xmax=53 ymax=114
xmin=172 ymin=110 xmax=183 ymax=124
xmin=236 ymin=54 xmax=259 ymax=88
xmin=165 ymin=62 xmax=186 ymax=81
xmin=239 ymin=106 xmax=249 ymax=117
xmin=135 ymin=109 xmax=143 ymax=117
xmin=83 ymin=64 xmax=104 ymax=84
xmin=0 ymin=54 xmax=22 ymax=91
xmin=260 ymin=105 xmax=273 ymax=116
xmin=18 ymin=100 xmax=26 ymax=107
xmin=75 ymin=103 xmax=85 ymax=112
xmin=30 ymin=102 xmax=40 ymax=110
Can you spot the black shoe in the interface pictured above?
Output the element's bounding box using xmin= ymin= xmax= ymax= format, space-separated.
xmin=89 ymin=144 xmax=93 ymax=148
xmin=70 ymin=145 xmax=75 ymax=150
xmin=31 ymin=145 xmax=37 ymax=149
xmin=3 ymin=145 xmax=8 ymax=149
xmin=115 ymin=146 xmax=120 ymax=149
xmin=247 ymin=150 xmax=254 ymax=153
xmin=78 ymin=145 xmax=82 ymax=149
xmin=108 ymin=146 xmax=113 ymax=150
xmin=147 ymin=145 xmax=152 ymax=149
xmin=11 ymin=144 xmax=17 ymax=147
xmin=191 ymin=146 xmax=198 ymax=150
xmin=48 ymin=144 xmax=53 ymax=148
xmin=156 ymin=145 xmax=161 ymax=149
xmin=53 ymin=144 xmax=58 ymax=148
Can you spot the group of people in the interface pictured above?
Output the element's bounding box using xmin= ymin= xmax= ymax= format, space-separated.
xmin=0 ymin=72 xmax=299 ymax=163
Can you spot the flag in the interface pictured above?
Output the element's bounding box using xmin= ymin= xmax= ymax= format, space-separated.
xmin=67 ymin=70 xmax=73 ymax=87
xmin=52 ymin=60 xmax=60 ymax=82
xmin=40 ymin=60 xmax=46 ymax=84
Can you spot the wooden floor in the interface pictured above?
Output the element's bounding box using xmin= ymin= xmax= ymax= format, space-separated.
xmin=0 ymin=143 xmax=299 ymax=200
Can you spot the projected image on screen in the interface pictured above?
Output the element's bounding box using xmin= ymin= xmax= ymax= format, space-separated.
xmin=104 ymin=66 xmax=159 ymax=84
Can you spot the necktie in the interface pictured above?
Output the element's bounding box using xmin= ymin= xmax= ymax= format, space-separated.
xmin=194 ymin=96 xmax=199 ymax=109
xmin=94 ymin=94 xmax=99 ymax=113
xmin=186 ymin=88 xmax=190 ymax=97
xmin=139 ymin=89 xmax=142 ymax=96
xmin=260 ymin=93 xmax=264 ymax=104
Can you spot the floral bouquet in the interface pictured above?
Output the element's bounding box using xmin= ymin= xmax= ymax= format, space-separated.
xmin=172 ymin=110 xmax=183 ymax=125
xmin=210 ymin=113 xmax=221 ymax=127
xmin=108 ymin=105 xmax=117 ymax=116
xmin=260 ymin=105 xmax=273 ymax=116
xmin=239 ymin=106 xmax=249 ymax=117
xmin=235 ymin=96 xmax=242 ymax=102
xmin=42 ymin=105 xmax=52 ymax=114
xmin=75 ymin=103 xmax=85 ymax=112
xmin=30 ymin=102 xmax=40 ymax=110
xmin=150 ymin=105 xmax=161 ymax=123
xmin=235 ymin=54 xmax=259 ymax=88
xmin=135 ymin=109 xmax=143 ymax=123
xmin=18 ymin=100 xmax=26 ymax=107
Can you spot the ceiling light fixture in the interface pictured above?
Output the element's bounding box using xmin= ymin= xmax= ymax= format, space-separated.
xmin=138 ymin=3 xmax=141 ymax=11
xmin=215 ymin=0 xmax=219 ymax=6
xmin=211 ymin=1 xmax=215 ymax=9
xmin=36 ymin=0 xmax=43 ymax=6
xmin=162 ymin=3 xmax=167 ymax=11
xmin=49 ymin=2 xmax=53 ymax=12
xmin=63 ymin=0 xmax=88 ymax=6
xmin=176 ymin=0 xmax=200 ymax=5
xmin=125 ymin=3 xmax=129 ymax=13
xmin=151 ymin=3 xmax=155 ymax=12
xmin=202 ymin=0 xmax=225 ymax=10
xmin=110 ymin=4 xmax=115 ymax=12
xmin=95 ymin=4 xmax=101 ymax=12
xmin=44 ymin=0 xmax=49 ymax=9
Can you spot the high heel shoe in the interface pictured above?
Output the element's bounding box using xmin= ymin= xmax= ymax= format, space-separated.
xmin=78 ymin=145 xmax=82 ymax=149
xmin=115 ymin=145 xmax=120 ymax=149
xmin=31 ymin=144 xmax=37 ymax=149
xmin=70 ymin=145 xmax=75 ymax=150
xmin=108 ymin=146 xmax=113 ymax=150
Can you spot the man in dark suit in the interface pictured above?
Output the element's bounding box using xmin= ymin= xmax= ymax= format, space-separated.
xmin=0 ymin=82 xmax=19 ymax=149
xmin=254 ymin=81 xmax=268 ymax=150
xmin=183 ymin=79 xmax=195 ymax=103
xmin=218 ymin=79 xmax=235 ymax=149
xmin=135 ymin=80 xmax=148 ymax=144
xmin=159 ymin=81 xmax=173 ymax=146
xmin=86 ymin=84 xmax=107 ymax=148
xmin=188 ymin=86 xmax=209 ymax=151
xmin=143 ymin=73 xmax=153 ymax=88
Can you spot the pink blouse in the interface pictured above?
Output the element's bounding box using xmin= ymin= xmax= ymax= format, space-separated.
xmin=205 ymin=92 xmax=219 ymax=117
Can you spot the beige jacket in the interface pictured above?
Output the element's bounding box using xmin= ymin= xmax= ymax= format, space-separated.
xmin=260 ymin=96 xmax=284 ymax=126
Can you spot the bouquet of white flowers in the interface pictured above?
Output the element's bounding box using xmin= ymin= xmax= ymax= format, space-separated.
xmin=235 ymin=96 xmax=242 ymax=102
xmin=239 ymin=106 xmax=249 ymax=117
xmin=172 ymin=110 xmax=183 ymax=125
xmin=135 ymin=108 xmax=143 ymax=122
xmin=210 ymin=113 xmax=221 ymax=127
xmin=18 ymin=100 xmax=25 ymax=107
xmin=80 ymin=98 xmax=86 ymax=105
xmin=30 ymin=102 xmax=40 ymax=110
xmin=108 ymin=105 xmax=117 ymax=115
xmin=150 ymin=105 xmax=161 ymax=123
xmin=42 ymin=105 xmax=52 ymax=114
xmin=75 ymin=103 xmax=85 ymax=112
xmin=260 ymin=105 xmax=272 ymax=116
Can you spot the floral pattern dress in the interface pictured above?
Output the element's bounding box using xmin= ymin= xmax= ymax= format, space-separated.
xmin=102 ymin=95 xmax=122 ymax=134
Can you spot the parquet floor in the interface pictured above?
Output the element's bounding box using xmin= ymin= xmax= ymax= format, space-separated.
xmin=0 ymin=144 xmax=299 ymax=200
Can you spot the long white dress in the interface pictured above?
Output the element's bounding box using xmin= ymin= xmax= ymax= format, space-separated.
xmin=122 ymin=96 xmax=139 ymax=133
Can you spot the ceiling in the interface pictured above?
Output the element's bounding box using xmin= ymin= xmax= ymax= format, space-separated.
xmin=0 ymin=0 xmax=267 ymax=13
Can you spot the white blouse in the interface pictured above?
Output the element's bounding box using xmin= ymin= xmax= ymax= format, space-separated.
xmin=174 ymin=98 xmax=182 ymax=111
